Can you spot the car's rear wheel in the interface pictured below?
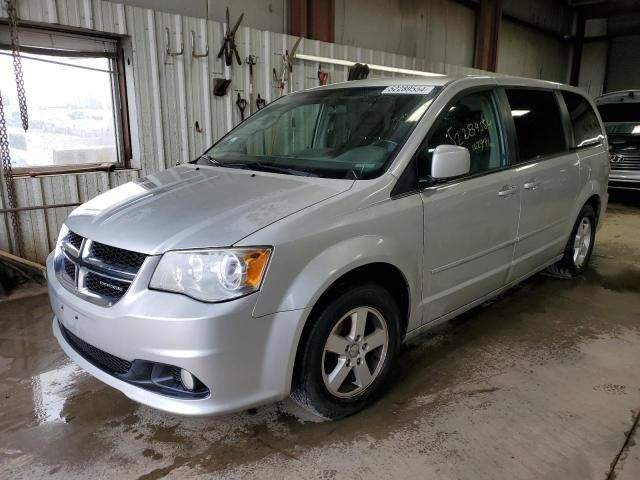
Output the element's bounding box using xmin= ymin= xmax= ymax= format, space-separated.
xmin=291 ymin=282 xmax=401 ymax=419
xmin=547 ymin=204 xmax=596 ymax=278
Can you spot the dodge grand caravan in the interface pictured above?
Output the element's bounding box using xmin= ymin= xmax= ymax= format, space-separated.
xmin=48 ymin=76 xmax=609 ymax=419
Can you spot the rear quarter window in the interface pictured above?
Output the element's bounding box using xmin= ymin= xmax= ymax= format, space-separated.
xmin=561 ymin=91 xmax=604 ymax=148
xmin=505 ymin=89 xmax=567 ymax=162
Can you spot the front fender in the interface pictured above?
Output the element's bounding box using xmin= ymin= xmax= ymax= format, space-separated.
xmin=245 ymin=189 xmax=424 ymax=325
xmin=256 ymin=234 xmax=421 ymax=322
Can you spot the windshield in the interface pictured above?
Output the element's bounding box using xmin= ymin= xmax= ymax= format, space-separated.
xmin=598 ymin=103 xmax=640 ymax=135
xmin=197 ymin=86 xmax=440 ymax=179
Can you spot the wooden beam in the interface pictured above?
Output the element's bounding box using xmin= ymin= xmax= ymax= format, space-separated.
xmin=570 ymin=13 xmax=586 ymax=86
xmin=289 ymin=0 xmax=308 ymax=38
xmin=289 ymin=0 xmax=334 ymax=43
xmin=0 ymin=250 xmax=46 ymax=272
xmin=474 ymin=0 xmax=502 ymax=71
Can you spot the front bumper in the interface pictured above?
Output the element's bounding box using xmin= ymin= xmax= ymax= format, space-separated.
xmin=609 ymin=170 xmax=640 ymax=190
xmin=47 ymin=253 xmax=309 ymax=416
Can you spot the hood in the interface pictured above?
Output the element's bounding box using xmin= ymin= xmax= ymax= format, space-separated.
xmin=66 ymin=165 xmax=354 ymax=255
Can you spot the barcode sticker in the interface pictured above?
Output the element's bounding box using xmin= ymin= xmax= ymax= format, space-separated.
xmin=382 ymin=85 xmax=435 ymax=94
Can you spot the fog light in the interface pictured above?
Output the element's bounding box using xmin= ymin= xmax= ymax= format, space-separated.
xmin=180 ymin=369 xmax=195 ymax=391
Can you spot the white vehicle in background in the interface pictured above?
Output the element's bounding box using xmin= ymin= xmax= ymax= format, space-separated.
xmin=596 ymin=90 xmax=640 ymax=190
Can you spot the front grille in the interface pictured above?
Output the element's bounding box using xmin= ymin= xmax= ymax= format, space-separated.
xmin=610 ymin=151 xmax=640 ymax=171
xmin=59 ymin=321 xmax=132 ymax=375
xmin=65 ymin=231 xmax=83 ymax=250
xmin=56 ymin=230 xmax=148 ymax=306
xmin=85 ymin=272 xmax=130 ymax=300
xmin=89 ymin=241 xmax=147 ymax=271
xmin=63 ymin=257 xmax=76 ymax=281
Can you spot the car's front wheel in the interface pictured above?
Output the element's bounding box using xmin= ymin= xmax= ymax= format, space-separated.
xmin=291 ymin=282 xmax=401 ymax=419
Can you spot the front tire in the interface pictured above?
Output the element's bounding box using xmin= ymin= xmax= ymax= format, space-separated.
xmin=547 ymin=204 xmax=596 ymax=278
xmin=291 ymin=282 xmax=401 ymax=420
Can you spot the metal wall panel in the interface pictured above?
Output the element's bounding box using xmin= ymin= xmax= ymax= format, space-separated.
xmin=1 ymin=0 xmax=465 ymax=263
xmin=497 ymin=19 xmax=570 ymax=83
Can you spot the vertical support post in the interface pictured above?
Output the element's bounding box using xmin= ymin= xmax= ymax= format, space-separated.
xmin=289 ymin=0 xmax=309 ymax=38
xmin=473 ymin=0 xmax=502 ymax=72
xmin=570 ymin=13 xmax=586 ymax=86
xmin=289 ymin=0 xmax=334 ymax=43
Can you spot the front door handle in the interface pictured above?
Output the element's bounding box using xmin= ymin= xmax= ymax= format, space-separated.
xmin=524 ymin=179 xmax=541 ymax=190
xmin=498 ymin=185 xmax=518 ymax=197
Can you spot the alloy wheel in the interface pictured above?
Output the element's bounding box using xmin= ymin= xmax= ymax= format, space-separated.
xmin=321 ymin=306 xmax=389 ymax=398
xmin=573 ymin=217 xmax=592 ymax=268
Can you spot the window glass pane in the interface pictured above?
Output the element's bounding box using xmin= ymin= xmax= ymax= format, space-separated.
xmin=203 ymin=86 xmax=440 ymax=179
xmin=0 ymin=51 xmax=118 ymax=169
xmin=505 ymin=89 xmax=566 ymax=161
xmin=597 ymin=103 xmax=640 ymax=136
xmin=417 ymin=90 xmax=504 ymax=177
xmin=561 ymin=91 xmax=603 ymax=147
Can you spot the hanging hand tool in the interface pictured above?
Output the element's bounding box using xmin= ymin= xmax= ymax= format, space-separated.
xmin=217 ymin=7 xmax=244 ymax=67
xmin=236 ymin=93 xmax=248 ymax=121
xmin=246 ymin=54 xmax=258 ymax=113
xmin=348 ymin=63 xmax=370 ymax=81
xmin=256 ymin=94 xmax=266 ymax=110
xmin=213 ymin=78 xmax=231 ymax=96
xmin=273 ymin=37 xmax=302 ymax=97
xmin=317 ymin=64 xmax=329 ymax=86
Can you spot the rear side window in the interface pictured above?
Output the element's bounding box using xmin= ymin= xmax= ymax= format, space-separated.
xmin=505 ymin=89 xmax=567 ymax=161
xmin=561 ymin=91 xmax=604 ymax=148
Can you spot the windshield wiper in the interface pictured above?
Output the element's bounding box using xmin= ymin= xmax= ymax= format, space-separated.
xmin=196 ymin=153 xmax=222 ymax=166
xmin=252 ymin=163 xmax=318 ymax=177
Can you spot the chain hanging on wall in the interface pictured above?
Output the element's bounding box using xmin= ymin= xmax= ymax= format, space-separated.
xmin=0 ymin=90 xmax=24 ymax=257
xmin=6 ymin=0 xmax=28 ymax=131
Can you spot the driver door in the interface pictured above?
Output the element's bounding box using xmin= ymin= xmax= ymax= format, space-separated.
xmin=418 ymin=89 xmax=521 ymax=323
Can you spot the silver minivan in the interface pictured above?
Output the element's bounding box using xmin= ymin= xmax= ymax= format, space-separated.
xmin=48 ymin=76 xmax=609 ymax=419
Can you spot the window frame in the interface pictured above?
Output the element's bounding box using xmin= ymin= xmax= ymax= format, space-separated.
xmin=0 ymin=22 xmax=131 ymax=174
xmin=394 ymin=87 xmax=512 ymax=196
xmin=558 ymin=89 xmax=605 ymax=151
xmin=498 ymin=86 xmax=572 ymax=165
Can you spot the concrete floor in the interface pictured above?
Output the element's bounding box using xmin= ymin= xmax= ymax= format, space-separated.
xmin=1 ymin=194 xmax=639 ymax=480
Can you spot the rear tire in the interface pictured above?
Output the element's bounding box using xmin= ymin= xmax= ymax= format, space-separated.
xmin=291 ymin=282 xmax=401 ymax=420
xmin=547 ymin=204 xmax=596 ymax=278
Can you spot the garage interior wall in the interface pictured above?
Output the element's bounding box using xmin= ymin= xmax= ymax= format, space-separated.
xmin=496 ymin=19 xmax=569 ymax=83
xmin=606 ymin=35 xmax=640 ymax=93
xmin=334 ymin=0 xmax=477 ymax=70
xmin=0 ymin=0 xmax=488 ymax=263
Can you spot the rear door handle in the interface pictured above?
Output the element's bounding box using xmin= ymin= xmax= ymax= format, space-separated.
xmin=524 ymin=179 xmax=541 ymax=190
xmin=498 ymin=185 xmax=518 ymax=197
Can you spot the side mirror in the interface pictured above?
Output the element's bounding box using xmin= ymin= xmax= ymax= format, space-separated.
xmin=431 ymin=145 xmax=470 ymax=180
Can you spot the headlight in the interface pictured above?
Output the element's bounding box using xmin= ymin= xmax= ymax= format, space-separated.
xmin=149 ymin=247 xmax=272 ymax=302
xmin=56 ymin=224 xmax=69 ymax=250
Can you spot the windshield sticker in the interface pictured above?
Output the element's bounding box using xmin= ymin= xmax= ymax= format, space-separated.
xmin=382 ymin=85 xmax=434 ymax=94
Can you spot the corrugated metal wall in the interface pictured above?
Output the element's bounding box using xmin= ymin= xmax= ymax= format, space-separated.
xmin=0 ymin=0 xmax=485 ymax=264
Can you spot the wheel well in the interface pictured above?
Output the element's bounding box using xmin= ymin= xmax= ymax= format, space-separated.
xmin=585 ymin=194 xmax=601 ymax=225
xmin=292 ymin=263 xmax=411 ymax=382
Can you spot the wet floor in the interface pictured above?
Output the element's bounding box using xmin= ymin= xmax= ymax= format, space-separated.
xmin=1 ymin=196 xmax=640 ymax=479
